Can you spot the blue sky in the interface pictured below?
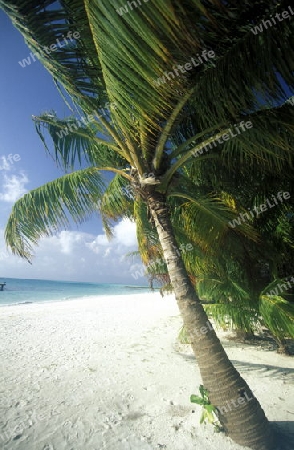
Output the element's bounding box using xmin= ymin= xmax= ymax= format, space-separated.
xmin=0 ymin=10 xmax=143 ymax=284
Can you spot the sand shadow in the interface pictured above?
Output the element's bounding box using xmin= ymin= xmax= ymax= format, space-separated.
xmin=173 ymin=347 xmax=294 ymax=384
xmin=173 ymin=346 xmax=294 ymax=378
xmin=230 ymin=359 xmax=294 ymax=382
xmin=272 ymin=421 xmax=294 ymax=450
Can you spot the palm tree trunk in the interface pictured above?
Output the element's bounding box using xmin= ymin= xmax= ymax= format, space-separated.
xmin=147 ymin=189 xmax=276 ymax=450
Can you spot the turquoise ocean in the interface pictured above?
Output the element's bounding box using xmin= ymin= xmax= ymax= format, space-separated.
xmin=0 ymin=278 xmax=152 ymax=306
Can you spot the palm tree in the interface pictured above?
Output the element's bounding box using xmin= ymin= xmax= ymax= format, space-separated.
xmin=127 ymin=173 xmax=294 ymax=351
xmin=2 ymin=1 xmax=294 ymax=448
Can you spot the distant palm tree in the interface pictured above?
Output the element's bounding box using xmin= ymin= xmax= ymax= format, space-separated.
xmin=2 ymin=1 xmax=294 ymax=448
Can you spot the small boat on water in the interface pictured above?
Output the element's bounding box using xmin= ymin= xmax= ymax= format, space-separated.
xmin=0 ymin=282 xmax=6 ymax=291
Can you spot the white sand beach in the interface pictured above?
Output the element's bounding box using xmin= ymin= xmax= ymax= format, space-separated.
xmin=0 ymin=292 xmax=293 ymax=450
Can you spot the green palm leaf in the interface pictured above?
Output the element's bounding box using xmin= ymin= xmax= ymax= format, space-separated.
xmin=259 ymin=295 xmax=294 ymax=340
xmin=5 ymin=168 xmax=105 ymax=260
xmin=33 ymin=113 xmax=127 ymax=168
xmin=99 ymin=174 xmax=134 ymax=221
xmin=170 ymin=191 xmax=259 ymax=246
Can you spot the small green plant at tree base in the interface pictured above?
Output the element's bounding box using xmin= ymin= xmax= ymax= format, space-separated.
xmin=178 ymin=325 xmax=191 ymax=344
xmin=190 ymin=385 xmax=224 ymax=433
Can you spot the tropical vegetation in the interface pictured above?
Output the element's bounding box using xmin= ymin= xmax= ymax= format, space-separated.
xmin=136 ymin=162 xmax=294 ymax=353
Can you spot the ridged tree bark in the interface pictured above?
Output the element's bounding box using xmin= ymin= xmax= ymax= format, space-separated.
xmin=147 ymin=189 xmax=275 ymax=450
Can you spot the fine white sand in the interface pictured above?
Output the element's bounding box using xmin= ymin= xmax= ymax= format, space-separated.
xmin=0 ymin=292 xmax=293 ymax=450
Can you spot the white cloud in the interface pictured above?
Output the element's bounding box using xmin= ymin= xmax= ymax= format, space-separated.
xmin=58 ymin=230 xmax=84 ymax=254
xmin=0 ymin=219 xmax=143 ymax=284
xmin=114 ymin=219 xmax=137 ymax=246
xmin=0 ymin=173 xmax=28 ymax=202
xmin=86 ymin=219 xmax=137 ymax=254
xmin=86 ymin=234 xmax=108 ymax=253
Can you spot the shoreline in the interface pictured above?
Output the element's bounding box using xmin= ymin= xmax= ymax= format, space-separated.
xmin=0 ymin=283 xmax=155 ymax=308
xmin=0 ymin=290 xmax=155 ymax=308
xmin=0 ymin=292 xmax=293 ymax=449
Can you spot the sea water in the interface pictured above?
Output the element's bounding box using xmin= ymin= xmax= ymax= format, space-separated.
xmin=0 ymin=278 xmax=152 ymax=306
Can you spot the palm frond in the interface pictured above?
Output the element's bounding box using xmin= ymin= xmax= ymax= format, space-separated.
xmin=259 ymin=295 xmax=294 ymax=339
xmin=203 ymin=303 xmax=260 ymax=333
xmin=164 ymin=104 xmax=294 ymax=188
xmin=133 ymin=197 xmax=160 ymax=264
xmin=84 ymin=0 xmax=204 ymax=134
xmin=99 ymin=174 xmax=134 ymax=221
xmin=5 ymin=168 xmax=105 ymax=260
xmin=189 ymin=14 xmax=294 ymax=127
xmin=169 ymin=191 xmax=259 ymax=247
xmin=33 ymin=113 xmax=129 ymax=168
xmin=1 ymin=0 xmax=107 ymax=112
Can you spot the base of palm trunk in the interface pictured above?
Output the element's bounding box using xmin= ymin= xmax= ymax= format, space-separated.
xmin=225 ymin=420 xmax=276 ymax=450
xmin=147 ymin=190 xmax=277 ymax=450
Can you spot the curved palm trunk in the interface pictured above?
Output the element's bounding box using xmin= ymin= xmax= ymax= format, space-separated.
xmin=147 ymin=190 xmax=275 ymax=450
